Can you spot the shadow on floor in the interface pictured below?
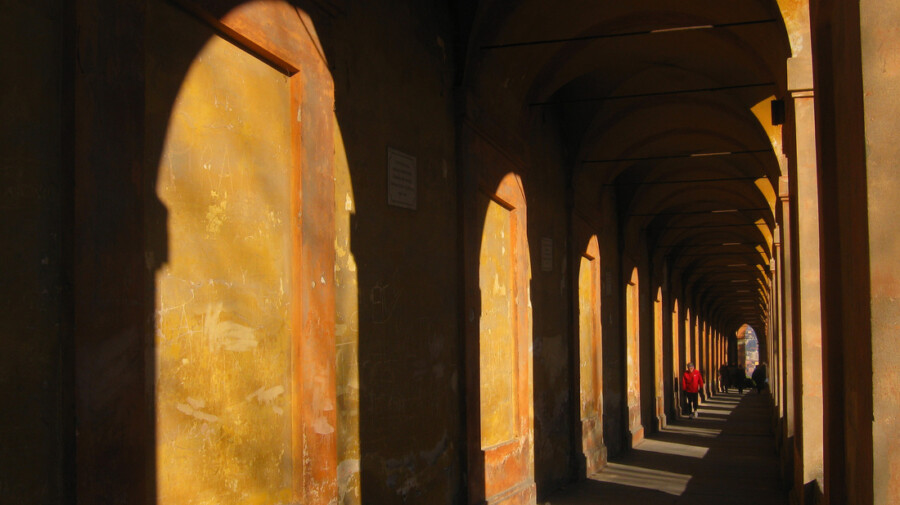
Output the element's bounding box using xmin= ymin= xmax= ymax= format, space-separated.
xmin=545 ymin=391 xmax=787 ymax=505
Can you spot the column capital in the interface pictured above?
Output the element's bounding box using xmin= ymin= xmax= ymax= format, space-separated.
xmin=778 ymin=175 xmax=790 ymax=200
xmin=787 ymin=56 xmax=814 ymax=94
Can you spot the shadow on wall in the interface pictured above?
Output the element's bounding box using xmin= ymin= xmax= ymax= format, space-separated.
xmin=341 ymin=4 xmax=461 ymax=503
xmin=75 ymin=1 xmax=346 ymax=503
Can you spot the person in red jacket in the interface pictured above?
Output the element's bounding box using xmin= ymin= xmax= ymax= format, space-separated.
xmin=681 ymin=362 xmax=704 ymax=419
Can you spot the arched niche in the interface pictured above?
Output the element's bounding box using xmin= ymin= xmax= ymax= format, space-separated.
xmin=577 ymin=236 xmax=606 ymax=475
xmin=145 ymin=2 xmax=336 ymax=504
xmin=625 ymin=266 xmax=643 ymax=446
xmin=653 ymin=287 xmax=665 ymax=428
xmin=462 ymin=149 xmax=536 ymax=504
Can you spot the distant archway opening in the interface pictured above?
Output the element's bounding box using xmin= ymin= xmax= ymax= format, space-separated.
xmin=736 ymin=324 xmax=760 ymax=377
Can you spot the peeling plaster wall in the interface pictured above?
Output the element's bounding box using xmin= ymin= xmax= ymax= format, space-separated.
xmin=334 ymin=118 xmax=361 ymax=505
xmin=479 ymin=196 xmax=518 ymax=448
xmin=148 ymin=3 xmax=294 ymax=502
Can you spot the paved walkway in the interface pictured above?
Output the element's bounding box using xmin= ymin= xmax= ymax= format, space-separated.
xmin=545 ymin=390 xmax=788 ymax=505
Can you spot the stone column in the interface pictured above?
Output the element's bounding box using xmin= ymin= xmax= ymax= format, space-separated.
xmin=705 ymin=323 xmax=713 ymax=398
xmin=676 ymin=299 xmax=688 ymax=418
xmin=857 ymin=12 xmax=899 ymax=501
xmin=710 ymin=330 xmax=717 ymax=394
xmin=692 ymin=312 xmax=700 ymax=369
xmin=771 ymin=233 xmax=782 ymax=417
xmin=716 ymin=330 xmax=723 ymax=393
xmin=697 ymin=320 xmax=706 ymax=399
xmin=715 ymin=333 xmax=721 ymax=392
xmin=778 ymin=177 xmax=795 ymax=482
xmin=661 ymin=279 xmax=674 ymax=426
xmin=707 ymin=323 xmax=713 ymax=397
xmin=787 ymin=56 xmax=825 ymax=505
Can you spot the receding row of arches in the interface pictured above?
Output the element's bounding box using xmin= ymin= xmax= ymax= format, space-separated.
xmin=5 ymin=1 xmax=898 ymax=504
xmin=464 ymin=162 xmax=757 ymax=502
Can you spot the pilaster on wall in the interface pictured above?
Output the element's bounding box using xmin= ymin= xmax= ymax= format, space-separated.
xmin=659 ymin=278 xmax=673 ymax=428
xmin=768 ymin=244 xmax=781 ymax=431
xmin=702 ymin=322 xmax=711 ymax=399
xmin=786 ymin=56 xmax=825 ymax=505
xmin=771 ymin=229 xmax=783 ymax=420
xmin=777 ymin=175 xmax=795 ymax=485
xmin=674 ymin=296 xmax=687 ymax=420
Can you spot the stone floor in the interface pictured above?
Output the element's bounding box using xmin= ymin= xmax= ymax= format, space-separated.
xmin=544 ymin=390 xmax=788 ymax=505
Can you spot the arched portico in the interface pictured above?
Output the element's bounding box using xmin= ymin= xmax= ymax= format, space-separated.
xmin=7 ymin=1 xmax=899 ymax=504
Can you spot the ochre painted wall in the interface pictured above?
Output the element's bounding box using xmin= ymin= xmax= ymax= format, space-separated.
xmin=578 ymin=257 xmax=598 ymax=421
xmin=149 ymin=3 xmax=294 ymax=503
xmin=479 ymin=196 xmax=518 ymax=448
xmin=576 ymin=237 xmax=606 ymax=476
xmin=334 ymin=120 xmax=361 ymax=505
xmin=625 ymin=268 xmax=643 ymax=444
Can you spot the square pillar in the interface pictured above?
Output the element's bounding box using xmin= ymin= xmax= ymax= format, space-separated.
xmin=787 ymin=55 xmax=825 ymax=504
xmin=811 ymin=1 xmax=900 ymax=502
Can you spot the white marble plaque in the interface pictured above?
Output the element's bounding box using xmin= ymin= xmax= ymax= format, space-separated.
xmin=388 ymin=148 xmax=417 ymax=210
xmin=541 ymin=237 xmax=553 ymax=272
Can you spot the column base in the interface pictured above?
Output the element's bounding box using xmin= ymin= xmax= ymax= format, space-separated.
xmin=628 ymin=426 xmax=645 ymax=448
xmin=584 ymin=445 xmax=607 ymax=476
xmin=781 ymin=435 xmax=795 ymax=491
xmin=484 ymin=481 xmax=536 ymax=505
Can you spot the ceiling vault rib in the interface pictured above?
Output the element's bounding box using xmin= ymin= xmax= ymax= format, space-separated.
xmin=657 ymin=241 xmax=759 ymax=248
xmin=629 ymin=206 xmax=769 ymax=217
xmin=646 ymin=222 xmax=769 ymax=230
xmin=529 ymin=82 xmax=775 ymax=107
xmin=608 ymin=176 xmax=764 ymax=185
xmin=480 ymin=18 xmax=778 ymax=50
xmin=670 ymin=250 xmax=767 ymax=256
xmin=683 ymin=268 xmax=766 ymax=272
xmin=589 ymin=148 xmax=770 ymax=166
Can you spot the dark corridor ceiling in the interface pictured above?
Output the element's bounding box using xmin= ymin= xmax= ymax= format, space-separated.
xmin=460 ymin=0 xmax=791 ymax=339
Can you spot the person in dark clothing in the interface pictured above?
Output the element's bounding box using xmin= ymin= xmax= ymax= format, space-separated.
xmin=752 ymin=362 xmax=768 ymax=394
xmin=718 ymin=363 xmax=731 ymax=393
xmin=681 ymin=362 xmax=704 ymax=419
xmin=732 ymin=365 xmax=747 ymax=394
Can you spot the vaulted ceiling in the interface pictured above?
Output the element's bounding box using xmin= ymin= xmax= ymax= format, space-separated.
xmin=458 ymin=0 xmax=792 ymax=340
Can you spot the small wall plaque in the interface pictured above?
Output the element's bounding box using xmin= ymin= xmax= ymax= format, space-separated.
xmin=541 ymin=237 xmax=553 ymax=272
xmin=387 ymin=148 xmax=417 ymax=210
